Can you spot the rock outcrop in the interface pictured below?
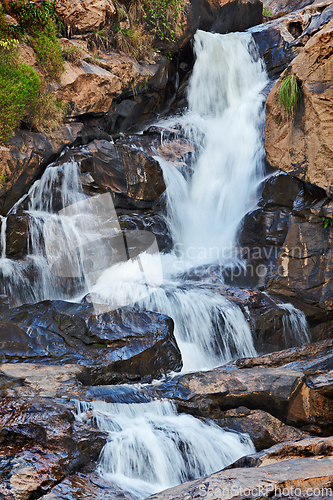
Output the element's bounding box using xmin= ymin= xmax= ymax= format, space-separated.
xmin=265 ymin=20 xmax=333 ymax=195
xmin=0 ymin=365 xmax=108 ymax=500
xmin=239 ymin=171 xmax=333 ymax=315
xmin=250 ymin=0 xmax=333 ymax=76
xmin=55 ymin=0 xmax=116 ymax=34
xmin=264 ymin=0 xmax=328 ymax=17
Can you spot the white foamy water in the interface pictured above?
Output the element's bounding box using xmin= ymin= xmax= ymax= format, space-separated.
xmin=280 ymin=302 xmax=311 ymax=347
xmin=75 ymin=399 xmax=255 ymax=499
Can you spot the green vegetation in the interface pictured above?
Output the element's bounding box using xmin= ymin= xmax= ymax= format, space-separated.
xmin=278 ymin=74 xmax=301 ymax=115
xmin=62 ymin=44 xmax=84 ymax=66
xmin=88 ymin=0 xmax=185 ymax=60
xmin=87 ymin=54 xmax=104 ymax=67
xmin=0 ymin=41 xmax=41 ymax=144
xmin=322 ymin=217 xmax=333 ymax=229
xmin=3 ymin=0 xmax=64 ymax=80
xmin=263 ymin=6 xmax=272 ymax=16
xmin=0 ymin=3 xmax=66 ymax=145
xmin=0 ymin=174 xmax=6 ymax=189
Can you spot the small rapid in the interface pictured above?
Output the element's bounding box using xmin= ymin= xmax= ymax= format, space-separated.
xmin=75 ymin=398 xmax=255 ymax=499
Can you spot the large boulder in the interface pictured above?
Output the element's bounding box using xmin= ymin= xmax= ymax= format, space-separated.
xmin=55 ymin=138 xmax=166 ymax=209
xmin=56 ymin=61 xmax=122 ymax=117
xmin=265 ymin=20 xmax=333 ymax=195
xmin=43 ymin=473 xmax=136 ymax=500
xmin=0 ymin=300 xmax=182 ymax=385
xmin=155 ymin=338 xmax=333 ymax=434
xmin=267 ymin=214 xmax=333 ymax=309
xmin=214 ymin=407 xmax=308 ymax=450
xmin=263 ymin=0 xmax=329 ymax=17
xmin=55 ymin=0 xmax=116 ymax=34
xmin=147 ymin=437 xmax=333 ymax=500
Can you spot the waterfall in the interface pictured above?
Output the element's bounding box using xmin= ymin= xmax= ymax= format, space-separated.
xmin=75 ymin=399 xmax=255 ymax=499
xmin=159 ymin=30 xmax=268 ymax=264
xmin=280 ymin=302 xmax=311 ymax=346
xmin=0 ymin=215 xmax=6 ymax=259
xmin=88 ymin=31 xmax=270 ymax=369
xmin=0 ymin=29 xmax=310 ymax=500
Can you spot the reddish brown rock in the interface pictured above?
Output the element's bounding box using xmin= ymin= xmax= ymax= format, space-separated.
xmin=55 ymin=0 xmax=116 ymax=34
xmin=265 ymin=21 xmax=333 ymax=196
xmin=56 ymin=61 xmax=122 ymax=117
xmin=214 ymin=407 xmax=308 ymax=450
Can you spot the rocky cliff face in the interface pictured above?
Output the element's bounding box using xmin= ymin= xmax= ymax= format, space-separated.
xmin=265 ymin=20 xmax=333 ymax=196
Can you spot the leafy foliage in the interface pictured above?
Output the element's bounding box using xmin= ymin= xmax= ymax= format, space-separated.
xmin=322 ymin=217 xmax=333 ymax=229
xmin=278 ymin=74 xmax=301 ymax=115
xmin=0 ymin=7 xmax=66 ymax=144
xmin=0 ymin=42 xmax=41 ymax=144
xmin=2 ymin=0 xmax=64 ymax=80
xmin=87 ymin=0 xmax=184 ymax=60
xmin=263 ymin=6 xmax=272 ymax=16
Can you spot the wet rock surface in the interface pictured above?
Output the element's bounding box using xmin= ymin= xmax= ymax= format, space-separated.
xmin=0 ymin=300 xmax=182 ymax=385
xmin=53 ymin=138 xmax=166 ymax=210
xmin=0 ymin=365 xmax=108 ymax=500
xmin=213 ymin=406 xmax=308 ymax=450
xmin=239 ymin=171 xmax=333 ymax=318
xmin=43 ymin=472 xmax=136 ymax=500
xmin=154 ymin=337 xmax=333 ymax=434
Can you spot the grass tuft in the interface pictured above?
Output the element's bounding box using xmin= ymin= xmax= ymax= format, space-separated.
xmin=278 ymin=74 xmax=301 ymax=115
xmin=61 ymin=44 xmax=84 ymax=66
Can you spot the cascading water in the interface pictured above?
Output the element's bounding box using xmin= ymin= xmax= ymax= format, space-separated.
xmin=0 ymin=29 xmax=312 ymax=498
xmin=75 ymin=398 xmax=255 ymax=499
xmin=159 ymin=31 xmax=269 ymax=262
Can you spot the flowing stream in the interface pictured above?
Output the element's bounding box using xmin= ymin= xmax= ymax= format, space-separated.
xmin=0 ymin=30 xmax=310 ymax=498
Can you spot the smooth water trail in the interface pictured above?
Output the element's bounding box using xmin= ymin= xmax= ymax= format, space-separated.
xmin=280 ymin=302 xmax=311 ymax=346
xmin=75 ymin=399 xmax=255 ymax=499
xmin=0 ymin=216 xmax=6 ymax=259
xmin=88 ymin=30 xmax=269 ymax=368
xmin=158 ymin=30 xmax=268 ymax=264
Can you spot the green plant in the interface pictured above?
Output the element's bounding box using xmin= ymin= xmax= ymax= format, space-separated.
xmin=0 ymin=173 xmax=6 ymax=188
xmin=32 ymin=30 xmax=63 ymax=80
xmin=92 ymin=28 xmax=111 ymax=50
xmin=2 ymin=0 xmax=64 ymax=80
xmin=0 ymin=42 xmax=41 ymax=144
xmin=25 ymin=92 xmax=68 ymax=134
xmin=322 ymin=217 xmax=333 ymax=229
xmin=138 ymin=0 xmax=183 ymax=45
xmin=0 ymin=9 xmax=66 ymax=144
xmin=61 ymin=44 xmax=84 ymax=66
xmin=278 ymin=74 xmax=301 ymax=115
xmin=88 ymin=54 xmax=104 ymax=67
xmin=263 ymin=6 xmax=272 ymax=16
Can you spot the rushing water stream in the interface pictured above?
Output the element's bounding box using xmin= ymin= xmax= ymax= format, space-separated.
xmin=0 ymin=30 xmax=310 ymax=498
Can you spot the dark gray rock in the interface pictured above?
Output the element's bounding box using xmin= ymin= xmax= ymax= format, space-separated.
xmin=0 ymin=300 xmax=182 ymax=385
